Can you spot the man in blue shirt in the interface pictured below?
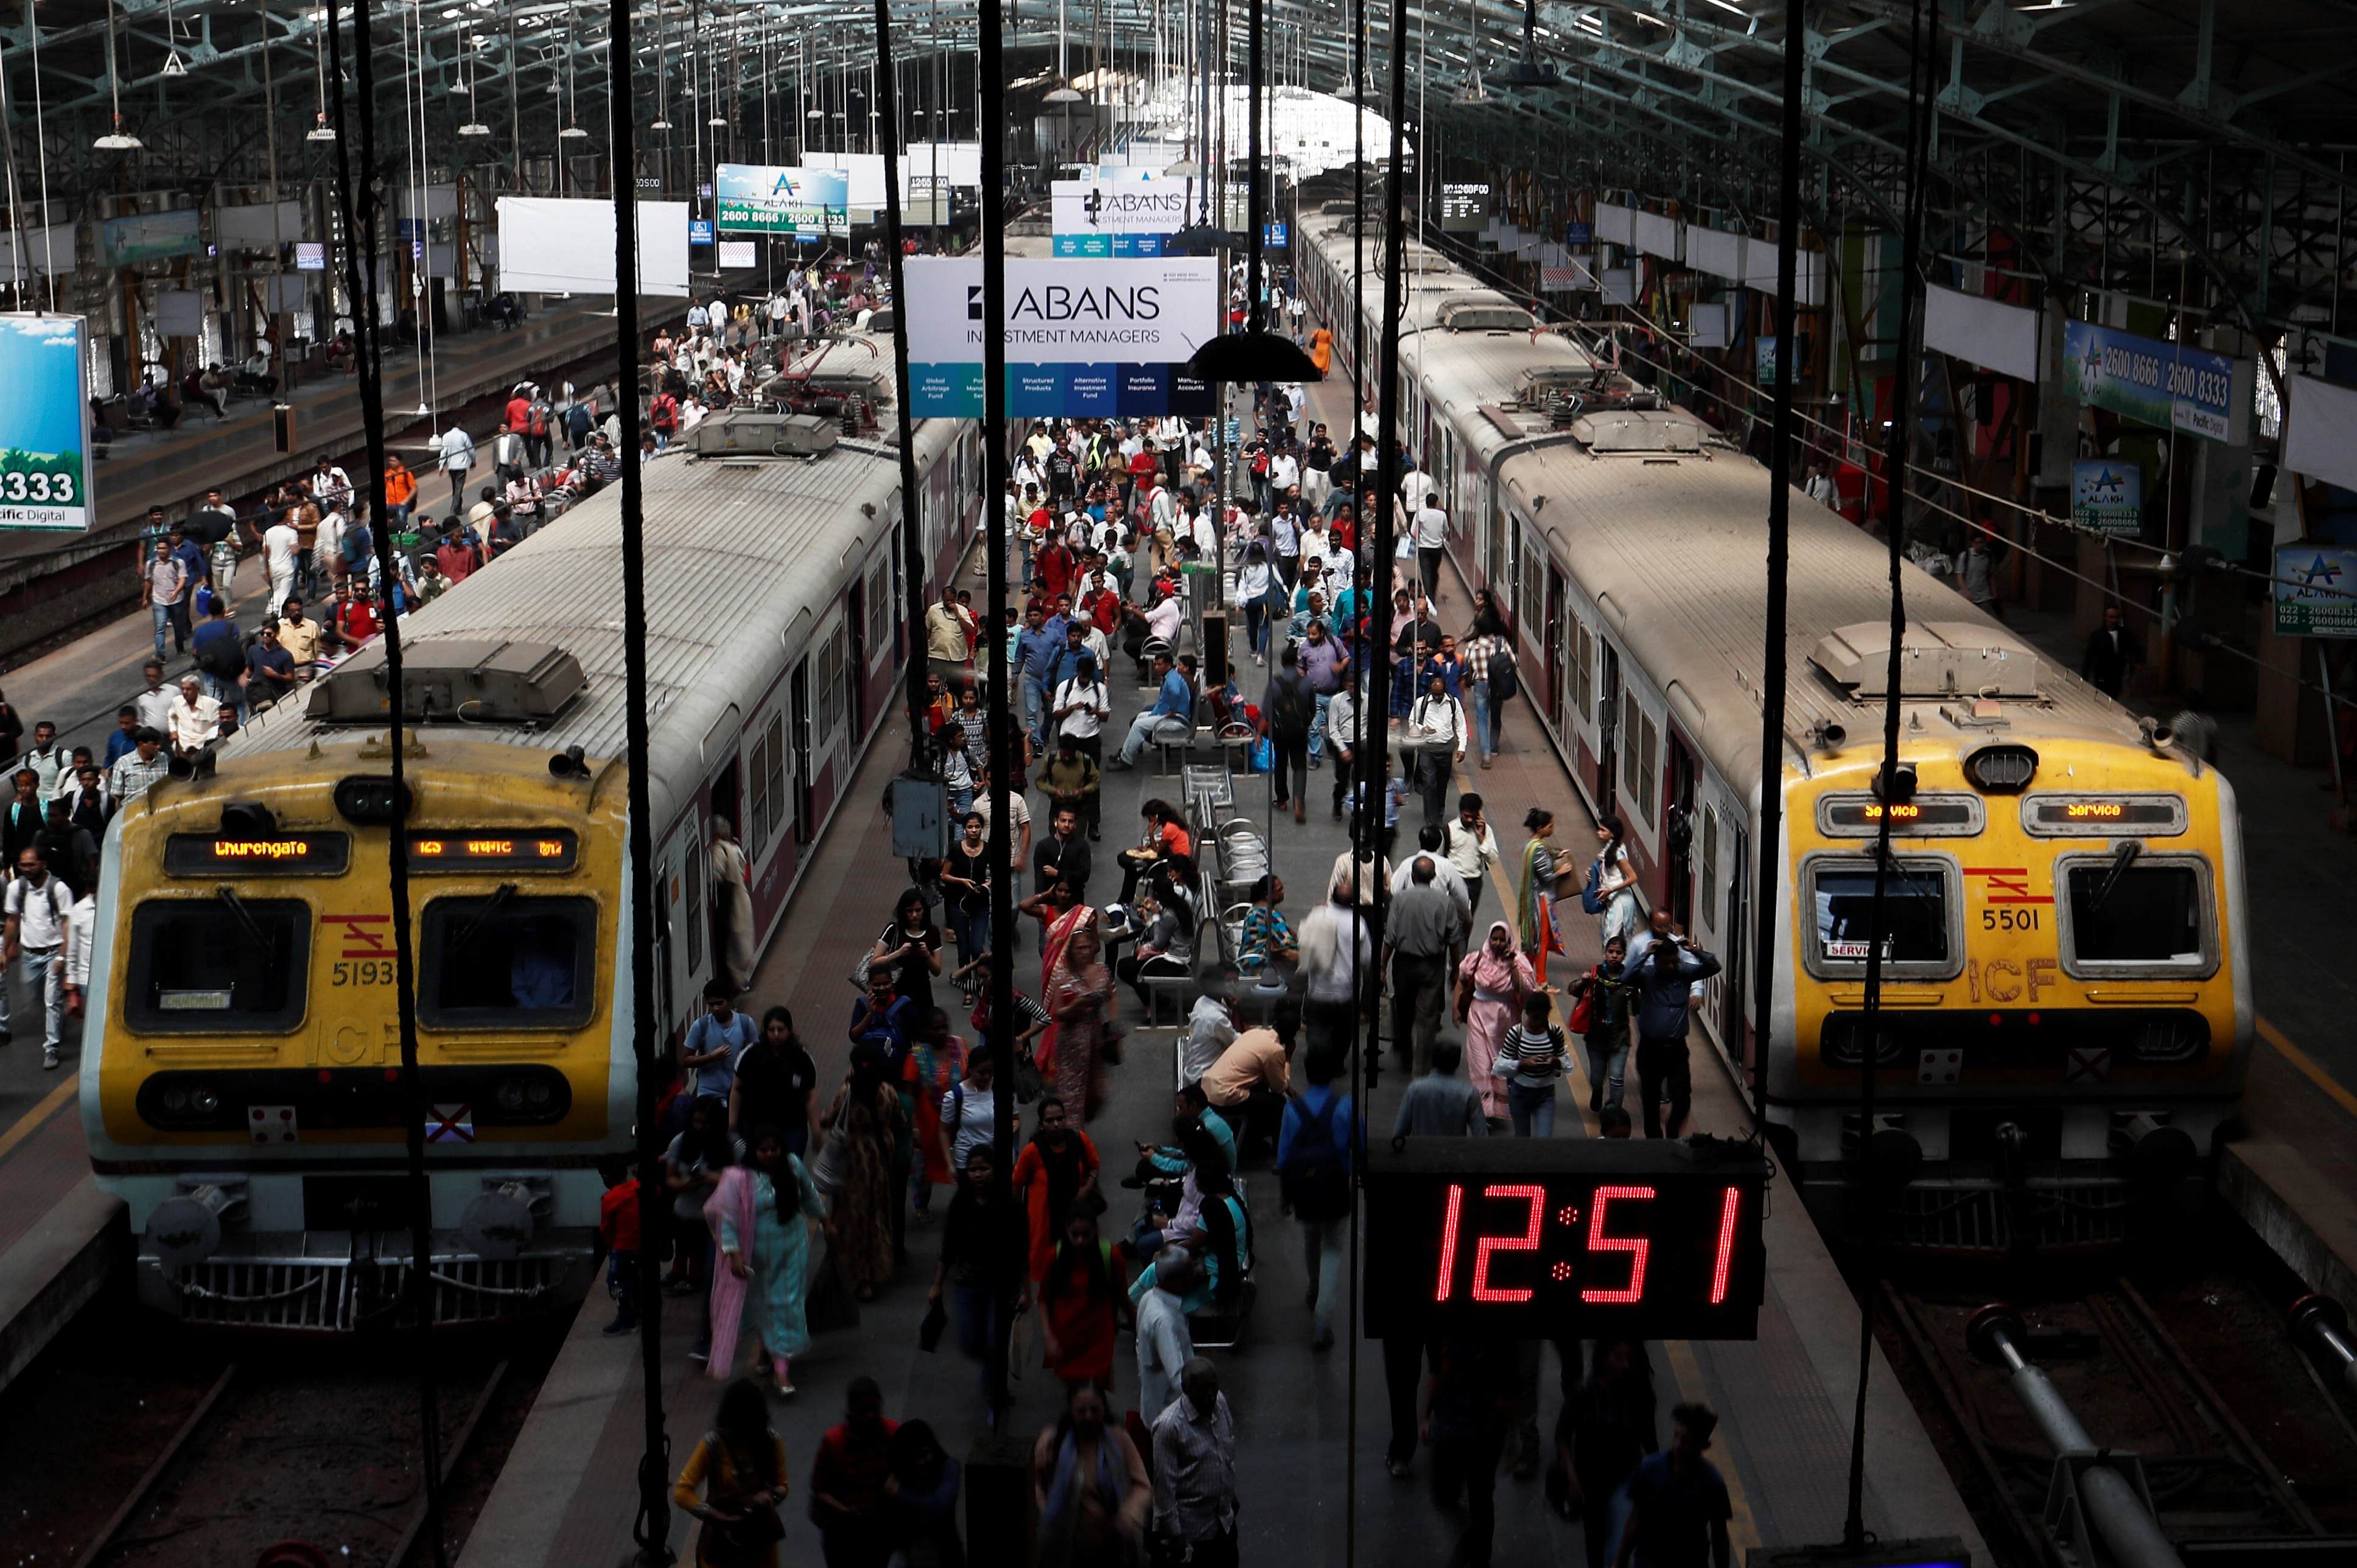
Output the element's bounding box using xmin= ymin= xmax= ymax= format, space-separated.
xmin=1616 ymin=1403 xmax=1734 ymax=1568
xmin=189 ymin=601 xmax=245 ymax=713
xmin=679 ymin=981 xmax=757 ymax=1105
xmin=1015 ymin=604 xmax=1062 ymax=749
xmin=1108 ymin=651 xmax=1194 ymax=769
xmin=103 ymin=707 xmax=141 ymax=767
xmin=1275 ymin=1047 xmax=1358 ymax=1349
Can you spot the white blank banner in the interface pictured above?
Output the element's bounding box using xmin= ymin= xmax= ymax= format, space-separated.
xmin=494 ymin=198 xmax=690 ymax=298
xmin=1633 ymin=210 xmax=1682 ymax=262
xmin=155 ymin=289 xmax=204 ymax=337
xmin=264 ymin=274 xmax=309 ymax=314
xmin=1593 ymin=203 xmax=1634 ymax=247
xmin=1743 ymin=242 xmax=1826 ymax=307
xmin=2285 ymin=373 xmax=2357 ymax=493
xmin=0 ymin=223 xmax=76 ymax=282
xmin=1689 ymin=302 xmax=1731 ymax=349
xmin=399 ymin=184 xmax=460 ymax=221
xmin=1685 ymin=225 xmax=1748 ymax=282
xmin=1923 ymin=282 xmax=2041 ymax=383
xmin=215 ymin=201 xmax=304 ymax=249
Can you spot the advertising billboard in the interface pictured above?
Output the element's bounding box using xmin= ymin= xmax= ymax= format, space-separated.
xmin=1051 ymin=177 xmax=1193 ymax=256
xmin=2275 ymin=545 xmax=2357 ymax=637
xmin=902 ymin=256 xmax=1221 ymax=418
xmin=714 ymin=164 xmax=850 ymax=238
xmin=99 ymin=209 xmax=203 ymax=267
xmin=2069 ymin=458 xmax=2142 ymax=536
xmin=2062 ymin=319 xmax=2247 ymax=444
xmin=0 ymin=313 xmax=95 ymax=533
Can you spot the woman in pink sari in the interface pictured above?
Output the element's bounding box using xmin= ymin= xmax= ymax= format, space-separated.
xmin=704 ymin=1129 xmax=828 ymax=1397
xmin=1454 ymin=920 xmax=1536 ymax=1125
xmin=1024 ymin=881 xmax=1096 ymax=1083
xmin=1046 ymin=926 xmax=1117 ymax=1123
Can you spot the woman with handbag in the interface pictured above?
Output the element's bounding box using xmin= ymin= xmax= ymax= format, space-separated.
xmin=672 ymin=1377 xmax=790 ymax=1567
xmin=1516 ymin=808 xmax=1575 ymax=986
xmin=1591 ymin=813 xmax=1641 ymax=948
xmin=706 ymin=1129 xmax=828 ymax=1397
xmin=1046 ymin=925 xmax=1118 ymax=1124
xmin=1455 ymin=920 xmax=1538 ymax=1127
xmin=819 ymin=1045 xmax=906 ymax=1300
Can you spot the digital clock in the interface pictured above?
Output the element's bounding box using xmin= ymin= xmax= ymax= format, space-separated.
xmin=1363 ymin=1138 xmax=1768 ymax=1339
xmin=405 ymin=829 xmax=580 ymax=872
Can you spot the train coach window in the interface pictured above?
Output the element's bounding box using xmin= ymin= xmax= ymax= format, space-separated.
xmin=418 ymin=895 xmax=597 ymax=1029
xmin=2059 ymin=856 xmax=2213 ymax=975
xmin=125 ymin=898 xmax=311 ymax=1032
xmin=1805 ymin=861 xmax=1957 ymax=975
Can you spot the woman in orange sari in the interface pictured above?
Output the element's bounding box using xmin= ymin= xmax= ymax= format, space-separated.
xmin=1308 ymin=324 xmax=1333 ymax=377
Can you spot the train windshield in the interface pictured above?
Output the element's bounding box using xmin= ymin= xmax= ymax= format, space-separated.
xmin=125 ymin=897 xmax=311 ymax=1032
xmin=1810 ymin=865 xmax=1951 ymax=965
xmin=419 ymin=894 xmax=597 ymax=1029
xmin=2064 ymin=863 xmax=2206 ymax=965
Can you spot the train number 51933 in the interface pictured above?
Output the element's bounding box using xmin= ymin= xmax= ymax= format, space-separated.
xmin=1981 ymin=908 xmax=2041 ymax=932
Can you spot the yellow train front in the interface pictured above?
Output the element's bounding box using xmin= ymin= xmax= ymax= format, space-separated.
xmin=1770 ymin=707 xmax=2250 ymax=1251
xmin=79 ymin=738 xmax=631 ymax=1329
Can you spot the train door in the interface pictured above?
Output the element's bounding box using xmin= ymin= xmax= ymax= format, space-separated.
xmin=846 ymin=576 xmax=868 ymax=737
xmin=1597 ymin=643 xmax=1622 ymax=813
xmin=1665 ymin=738 xmax=1698 ymax=929
xmin=1544 ymin=567 xmax=1567 ymax=735
xmin=1721 ymin=825 xmax=1749 ymax=1054
xmin=709 ymin=754 xmax=744 ymax=981
xmin=789 ymin=659 xmax=813 ymax=845
xmin=1485 ymin=491 xmax=1506 ymax=595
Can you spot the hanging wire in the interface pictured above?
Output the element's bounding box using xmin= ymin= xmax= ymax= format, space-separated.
xmin=321 ymin=0 xmax=450 ymax=1558
xmin=0 ymin=25 xmax=28 ymax=307
xmin=1842 ymin=0 xmax=1937 ymax=1545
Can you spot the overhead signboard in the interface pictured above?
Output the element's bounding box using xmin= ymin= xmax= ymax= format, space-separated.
xmin=99 ymin=209 xmax=203 ymax=267
xmin=714 ymin=164 xmax=850 ymax=239
xmin=2062 ymin=318 xmax=2248 ymax=444
xmin=2283 ymin=373 xmax=2357 ymax=494
xmin=0 ymin=313 xmax=96 ymax=533
xmin=295 ymin=242 xmax=328 ymax=273
xmin=494 ymin=197 xmax=692 ymax=298
xmin=155 ymin=289 xmax=204 ymax=338
xmin=1051 ymin=177 xmax=1191 ymax=256
xmin=0 ymin=223 xmax=77 ymax=283
xmin=902 ymin=255 xmax=1220 ymax=418
xmin=2069 ymin=458 xmax=2142 ymax=536
xmin=214 ymin=200 xmax=304 ymax=251
xmin=1439 ymin=182 xmax=1491 ymax=234
xmin=1362 ymin=1139 xmax=1767 ymax=1340
xmin=688 ymin=219 xmax=715 ymax=245
xmin=716 ymin=240 xmax=757 ymax=269
xmin=1924 ymin=282 xmax=2042 ymax=385
xmin=2274 ymin=544 xmax=2357 ymax=637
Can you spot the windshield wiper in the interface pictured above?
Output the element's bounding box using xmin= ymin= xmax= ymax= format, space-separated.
xmin=456 ymin=883 xmax=521 ymax=951
xmin=215 ymin=886 xmax=276 ymax=963
xmin=2088 ymin=839 xmax=2142 ymax=916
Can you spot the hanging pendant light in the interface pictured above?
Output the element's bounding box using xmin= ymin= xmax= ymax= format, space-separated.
xmin=94 ymin=0 xmax=142 ymax=147
xmin=560 ymin=123 xmax=590 ymax=138
xmin=458 ymin=27 xmax=490 ymax=134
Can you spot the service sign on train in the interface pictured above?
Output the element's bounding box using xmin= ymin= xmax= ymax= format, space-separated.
xmin=0 ymin=313 xmax=94 ymax=533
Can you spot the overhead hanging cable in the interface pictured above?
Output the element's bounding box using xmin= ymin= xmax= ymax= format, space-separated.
xmin=25 ymin=0 xmax=60 ymax=312
xmin=321 ymin=0 xmax=450 ymax=1559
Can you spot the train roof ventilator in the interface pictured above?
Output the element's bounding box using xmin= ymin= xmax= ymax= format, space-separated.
xmin=308 ymin=639 xmax=587 ymax=727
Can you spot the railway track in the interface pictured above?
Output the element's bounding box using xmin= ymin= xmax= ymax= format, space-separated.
xmin=67 ymin=1355 xmax=513 ymax=1568
xmin=1882 ymin=1264 xmax=2357 ymax=1567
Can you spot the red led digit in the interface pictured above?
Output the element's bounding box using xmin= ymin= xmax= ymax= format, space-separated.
xmin=1709 ymin=1186 xmax=1742 ymax=1304
xmin=1581 ymin=1185 xmax=1657 ymax=1304
xmin=1471 ymin=1184 xmax=1545 ymax=1303
xmin=1435 ymin=1183 xmax=1466 ymax=1302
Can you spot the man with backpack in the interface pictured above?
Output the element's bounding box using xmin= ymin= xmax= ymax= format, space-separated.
xmin=1276 ymin=1046 xmax=1356 ymax=1351
xmin=648 ymin=387 xmax=681 ymax=452
xmin=1263 ymin=645 xmax=1316 ymax=824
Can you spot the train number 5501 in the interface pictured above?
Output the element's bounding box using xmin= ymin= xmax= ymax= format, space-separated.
xmin=1981 ymin=908 xmax=2041 ymax=932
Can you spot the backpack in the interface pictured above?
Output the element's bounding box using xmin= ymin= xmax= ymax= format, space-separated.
xmin=1488 ymin=645 xmax=1519 ymax=702
xmin=528 ymin=401 xmax=550 ymax=438
xmin=651 ymin=394 xmax=678 ymax=430
xmin=1578 ymin=857 xmax=1606 ymax=915
xmin=1278 ymin=1091 xmax=1352 ymax=1221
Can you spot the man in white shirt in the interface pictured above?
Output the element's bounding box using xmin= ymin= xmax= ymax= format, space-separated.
xmin=1267 ymin=446 xmax=1300 ymax=498
xmin=1323 ymin=684 xmax=1363 ymax=820
xmin=1406 ymin=671 xmax=1466 ymax=830
xmin=1444 ymin=794 xmax=1504 ymax=887
xmin=313 ymin=505 xmax=347 ymax=592
xmin=133 ymin=663 xmax=176 ymax=738
xmin=166 ymin=675 xmax=223 ymax=758
xmin=3 ymin=845 xmax=75 ymax=1066
xmin=1412 ymin=492 xmax=1450 ymax=600
xmin=438 ymin=422 xmax=475 ymax=511
xmin=1051 ymin=656 xmax=1112 ymax=751
xmin=262 ymin=511 xmax=302 ymax=615
xmin=1143 ymin=593 xmax=1184 ymax=648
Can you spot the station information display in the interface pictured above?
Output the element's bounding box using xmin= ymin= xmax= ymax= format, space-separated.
xmin=1818 ymin=794 xmax=1981 ymax=836
xmin=405 ymin=830 xmax=580 ymax=872
xmin=1439 ymin=182 xmax=1493 ymax=234
xmin=163 ymin=832 xmax=352 ymax=875
xmin=1363 ymin=1138 xmax=1768 ymax=1339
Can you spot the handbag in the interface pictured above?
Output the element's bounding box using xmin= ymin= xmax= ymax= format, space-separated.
xmin=919 ymin=1297 xmax=949 ymax=1351
xmin=1578 ymin=858 xmax=1606 ymax=915
xmin=807 ymin=1116 xmax=851 ymax=1194
xmin=1566 ymin=976 xmax=1597 ymax=1036
xmin=1249 ymin=735 xmax=1274 ymax=774
xmin=707 ymin=1500 xmax=785 ymax=1555
xmin=1014 ymin=1046 xmax=1045 ymax=1104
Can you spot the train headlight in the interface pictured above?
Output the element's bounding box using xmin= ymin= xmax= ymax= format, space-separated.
xmin=494 ymin=1078 xmax=528 ymax=1112
xmin=460 ymin=1178 xmax=547 ymax=1261
xmin=1962 ymin=743 xmax=2039 ymax=794
xmin=334 ymin=774 xmax=412 ymax=824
